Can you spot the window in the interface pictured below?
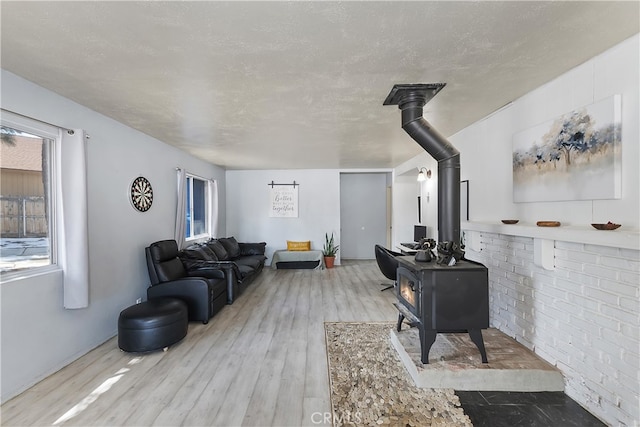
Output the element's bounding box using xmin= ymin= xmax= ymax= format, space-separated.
xmin=1 ymin=117 xmax=58 ymax=274
xmin=185 ymin=174 xmax=209 ymax=240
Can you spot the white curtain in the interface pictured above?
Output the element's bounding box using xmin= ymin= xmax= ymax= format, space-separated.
xmin=208 ymin=179 xmax=219 ymax=238
xmin=174 ymin=168 xmax=187 ymax=250
xmin=57 ymin=129 xmax=90 ymax=309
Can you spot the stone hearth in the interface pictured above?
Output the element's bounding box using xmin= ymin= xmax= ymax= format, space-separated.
xmin=391 ymin=327 xmax=564 ymax=392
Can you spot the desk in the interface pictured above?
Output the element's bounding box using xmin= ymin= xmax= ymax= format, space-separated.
xmin=397 ymin=243 xmax=418 ymax=255
xmin=271 ymin=250 xmax=324 ymax=269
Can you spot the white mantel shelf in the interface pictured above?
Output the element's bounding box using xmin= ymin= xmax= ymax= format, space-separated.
xmin=461 ymin=221 xmax=640 ymax=251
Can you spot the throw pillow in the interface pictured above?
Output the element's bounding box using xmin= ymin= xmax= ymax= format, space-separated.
xmin=181 ymin=244 xmax=218 ymax=261
xmin=287 ymin=240 xmax=311 ymax=251
xmin=206 ymin=239 xmax=229 ymax=260
xmin=198 ymin=244 xmax=219 ymax=261
xmin=239 ymin=242 xmax=267 ymax=257
xmin=219 ymin=237 xmax=241 ymax=259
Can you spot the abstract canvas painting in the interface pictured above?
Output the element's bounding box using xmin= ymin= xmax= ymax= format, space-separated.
xmin=512 ymin=95 xmax=621 ymax=202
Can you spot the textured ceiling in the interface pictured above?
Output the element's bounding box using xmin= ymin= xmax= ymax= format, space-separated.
xmin=1 ymin=1 xmax=638 ymax=170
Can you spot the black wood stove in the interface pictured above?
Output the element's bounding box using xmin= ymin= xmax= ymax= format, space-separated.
xmin=395 ymin=256 xmax=489 ymax=364
xmin=384 ymin=83 xmax=490 ymax=365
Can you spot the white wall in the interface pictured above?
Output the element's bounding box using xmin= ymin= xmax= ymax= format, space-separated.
xmin=452 ymin=35 xmax=639 ymax=229
xmin=226 ymin=169 xmax=340 ymax=265
xmin=0 ymin=70 xmax=226 ymax=402
xmin=392 ymin=153 xmax=438 ymax=247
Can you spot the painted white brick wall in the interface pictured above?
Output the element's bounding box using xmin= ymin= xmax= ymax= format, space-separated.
xmin=465 ymin=232 xmax=640 ymax=426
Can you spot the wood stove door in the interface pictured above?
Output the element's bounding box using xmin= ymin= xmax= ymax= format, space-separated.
xmin=397 ymin=267 xmax=420 ymax=318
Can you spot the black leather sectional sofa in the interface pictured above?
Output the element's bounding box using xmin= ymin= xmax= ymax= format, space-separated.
xmin=145 ymin=237 xmax=266 ymax=324
xmin=179 ymin=237 xmax=267 ymax=304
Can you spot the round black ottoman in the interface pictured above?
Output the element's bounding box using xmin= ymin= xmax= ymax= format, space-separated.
xmin=118 ymin=298 xmax=188 ymax=352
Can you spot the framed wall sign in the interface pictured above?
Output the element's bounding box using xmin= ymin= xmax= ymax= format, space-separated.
xmin=461 ymin=180 xmax=469 ymax=221
xmin=268 ymin=181 xmax=298 ymax=217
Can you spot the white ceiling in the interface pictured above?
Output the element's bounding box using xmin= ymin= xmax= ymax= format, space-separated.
xmin=1 ymin=1 xmax=638 ymax=170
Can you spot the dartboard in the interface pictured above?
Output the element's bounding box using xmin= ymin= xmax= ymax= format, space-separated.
xmin=130 ymin=176 xmax=153 ymax=212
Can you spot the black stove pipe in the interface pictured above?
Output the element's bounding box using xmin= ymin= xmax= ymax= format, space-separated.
xmin=384 ymin=84 xmax=460 ymax=245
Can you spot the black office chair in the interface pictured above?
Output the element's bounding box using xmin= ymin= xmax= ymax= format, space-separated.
xmin=374 ymin=244 xmax=403 ymax=292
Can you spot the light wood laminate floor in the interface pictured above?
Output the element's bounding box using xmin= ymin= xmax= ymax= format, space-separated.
xmin=1 ymin=260 xmax=397 ymax=427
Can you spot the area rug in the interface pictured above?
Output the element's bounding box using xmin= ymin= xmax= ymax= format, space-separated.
xmin=325 ymin=322 xmax=472 ymax=426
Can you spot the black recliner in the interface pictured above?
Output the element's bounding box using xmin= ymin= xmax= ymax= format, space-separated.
xmin=145 ymin=239 xmax=227 ymax=324
xmin=374 ymin=244 xmax=403 ymax=292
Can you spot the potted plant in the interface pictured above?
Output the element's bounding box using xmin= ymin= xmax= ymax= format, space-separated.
xmin=322 ymin=232 xmax=339 ymax=268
